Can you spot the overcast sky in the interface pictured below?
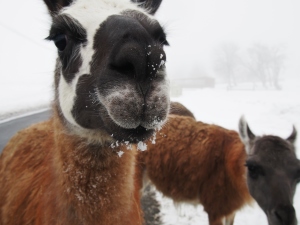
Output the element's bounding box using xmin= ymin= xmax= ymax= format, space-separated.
xmin=156 ymin=0 xmax=300 ymax=78
xmin=1 ymin=0 xmax=299 ymax=84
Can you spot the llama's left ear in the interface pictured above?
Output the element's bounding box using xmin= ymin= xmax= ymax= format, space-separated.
xmin=287 ymin=126 xmax=297 ymax=145
xmin=238 ymin=116 xmax=256 ymax=154
xmin=132 ymin=0 xmax=163 ymax=14
xmin=43 ymin=0 xmax=74 ymax=15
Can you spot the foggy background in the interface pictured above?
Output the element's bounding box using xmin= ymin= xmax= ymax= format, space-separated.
xmin=157 ymin=0 xmax=300 ymax=93
xmin=1 ymin=0 xmax=300 ymax=117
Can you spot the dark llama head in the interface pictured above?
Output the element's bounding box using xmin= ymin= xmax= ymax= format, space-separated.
xmin=44 ymin=0 xmax=170 ymax=144
xmin=239 ymin=116 xmax=299 ymax=225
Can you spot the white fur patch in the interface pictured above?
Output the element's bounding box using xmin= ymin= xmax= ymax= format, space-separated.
xmin=58 ymin=72 xmax=78 ymax=126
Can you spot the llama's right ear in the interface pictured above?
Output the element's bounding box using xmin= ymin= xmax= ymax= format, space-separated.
xmin=287 ymin=126 xmax=297 ymax=145
xmin=43 ymin=0 xmax=73 ymax=15
xmin=238 ymin=116 xmax=256 ymax=154
xmin=132 ymin=0 xmax=163 ymax=15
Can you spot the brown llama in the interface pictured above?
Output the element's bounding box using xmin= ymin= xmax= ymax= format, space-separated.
xmin=0 ymin=0 xmax=170 ymax=224
xmin=239 ymin=116 xmax=299 ymax=225
xmin=168 ymin=101 xmax=196 ymax=119
xmin=137 ymin=102 xmax=252 ymax=225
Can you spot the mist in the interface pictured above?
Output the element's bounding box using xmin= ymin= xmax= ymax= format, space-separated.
xmin=1 ymin=0 xmax=300 ymax=112
xmin=156 ymin=0 xmax=300 ymax=91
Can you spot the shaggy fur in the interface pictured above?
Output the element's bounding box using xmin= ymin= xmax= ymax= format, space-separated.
xmin=138 ymin=112 xmax=252 ymax=225
xmin=0 ymin=110 xmax=143 ymax=225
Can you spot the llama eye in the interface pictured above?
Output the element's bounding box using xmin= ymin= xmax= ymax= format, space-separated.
xmin=245 ymin=163 xmax=263 ymax=179
xmin=53 ymin=34 xmax=67 ymax=51
xmin=247 ymin=165 xmax=258 ymax=179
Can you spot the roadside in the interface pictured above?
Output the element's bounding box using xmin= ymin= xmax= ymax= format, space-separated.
xmin=0 ymin=105 xmax=50 ymax=123
xmin=0 ymin=110 xmax=50 ymax=152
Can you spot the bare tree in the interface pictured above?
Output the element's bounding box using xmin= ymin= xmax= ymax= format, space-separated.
xmin=268 ymin=45 xmax=286 ymax=89
xmin=243 ymin=43 xmax=285 ymax=89
xmin=213 ymin=42 xmax=240 ymax=87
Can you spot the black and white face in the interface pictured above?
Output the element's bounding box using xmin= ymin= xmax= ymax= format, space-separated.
xmin=45 ymin=0 xmax=170 ymax=143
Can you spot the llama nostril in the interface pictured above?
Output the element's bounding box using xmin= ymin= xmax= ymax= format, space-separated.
xmin=112 ymin=62 xmax=135 ymax=77
xmin=111 ymin=43 xmax=146 ymax=81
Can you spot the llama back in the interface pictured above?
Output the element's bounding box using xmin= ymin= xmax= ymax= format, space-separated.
xmin=201 ymin=127 xmax=252 ymax=218
xmin=169 ymin=102 xmax=196 ymax=119
xmin=140 ymin=116 xmax=226 ymax=201
xmin=139 ymin=115 xmax=252 ymax=220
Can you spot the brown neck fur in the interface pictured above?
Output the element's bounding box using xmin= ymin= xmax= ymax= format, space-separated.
xmin=47 ymin=111 xmax=143 ymax=224
xmin=0 ymin=107 xmax=143 ymax=225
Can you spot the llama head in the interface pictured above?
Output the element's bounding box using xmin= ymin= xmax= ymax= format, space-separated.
xmin=44 ymin=0 xmax=170 ymax=144
xmin=238 ymin=116 xmax=297 ymax=155
xmin=239 ymin=116 xmax=299 ymax=225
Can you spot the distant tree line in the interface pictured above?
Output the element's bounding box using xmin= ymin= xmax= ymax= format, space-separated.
xmin=213 ymin=42 xmax=286 ymax=90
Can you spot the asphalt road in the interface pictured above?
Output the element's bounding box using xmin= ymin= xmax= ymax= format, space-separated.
xmin=0 ymin=110 xmax=51 ymax=153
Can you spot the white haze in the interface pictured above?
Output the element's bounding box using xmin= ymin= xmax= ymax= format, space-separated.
xmin=157 ymin=0 xmax=300 ymax=80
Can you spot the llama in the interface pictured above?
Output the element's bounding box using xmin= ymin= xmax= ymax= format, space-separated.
xmin=0 ymin=0 xmax=170 ymax=224
xmin=239 ymin=117 xmax=299 ymax=225
xmin=168 ymin=101 xmax=196 ymax=119
xmin=137 ymin=103 xmax=252 ymax=225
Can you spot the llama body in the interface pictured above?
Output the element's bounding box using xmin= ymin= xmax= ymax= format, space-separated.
xmin=239 ymin=117 xmax=299 ymax=225
xmin=0 ymin=0 xmax=169 ymax=224
xmin=138 ymin=113 xmax=252 ymax=225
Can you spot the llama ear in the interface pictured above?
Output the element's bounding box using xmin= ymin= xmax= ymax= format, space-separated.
xmin=131 ymin=0 xmax=163 ymax=15
xmin=43 ymin=0 xmax=73 ymax=15
xmin=287 ymin=126 xmax=297 ymax=145
xmin=238 ymin=116 xmax=256 ymax=154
